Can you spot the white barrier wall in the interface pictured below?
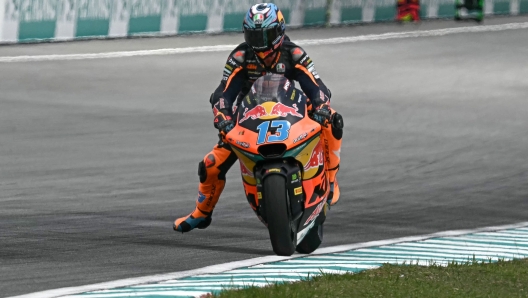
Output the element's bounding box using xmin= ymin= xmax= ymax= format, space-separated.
xmin=0 ymin=0 xmax=526 ymax=43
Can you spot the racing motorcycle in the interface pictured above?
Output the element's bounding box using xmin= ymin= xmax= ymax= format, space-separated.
xmin=224 ymin=74 xmax=329 ymax=256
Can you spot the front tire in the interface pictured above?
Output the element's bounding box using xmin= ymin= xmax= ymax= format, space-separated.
xmin=296 ymin=224 xmax=323 ymax=254
xmin=264 ymin=174 xmax=296 ymax=256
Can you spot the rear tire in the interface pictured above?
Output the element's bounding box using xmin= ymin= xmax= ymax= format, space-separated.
xmin=264 ymin=174 xmax=296 ymax=256
xmin=296 ymin=224 xmax=323 ymax=254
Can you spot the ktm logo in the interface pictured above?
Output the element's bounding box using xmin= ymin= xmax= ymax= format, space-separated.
xmin=247 ymin=64 xmax=257 ymax=70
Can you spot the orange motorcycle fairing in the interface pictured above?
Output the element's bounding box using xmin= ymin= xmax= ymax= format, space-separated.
xmin=228 ymin=125 xmax=329 ymax=230
xmin=227 ymin=105 xmax=321 ymax=154
xmin=224 ymin=74 xmax=329 ymax=255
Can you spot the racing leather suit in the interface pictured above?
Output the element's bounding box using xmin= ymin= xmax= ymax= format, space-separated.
xmin=175 ymin=37 xmax=343 ymax=231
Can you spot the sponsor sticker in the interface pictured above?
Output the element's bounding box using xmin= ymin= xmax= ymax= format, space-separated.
xmin=294 ymin=187 xmax=303 ymax=195
xmin=297 ymin=220 xmax=315 ymax=245
xmin=276 ymin=63 xmax=286 ymax=73
xmin=236 ymin=140 xmax=250 ymax=148
xmin=197 ymin=191 xmax=206 ymax=203
xmin=293 ymin=132 xmax=308 ymax=144
xmin=308 ymin=65 xmax=320 ymax=79
xmin=253 ymin=13 xmax=264 ymax=25
xmin=239 ymin=102 xmax=303 ymax=123
xmin=240 ymin=162 xmax=254 ymax=178
xmin=269 ymin=103 xmax=302 ymax=118
xmin=304 ymin=142 xmax=324 ymax=171
xmin=257 ymin=192 xmax=262 ymax=199
xmin=304 ymin=199 xmax=326 ymax=226
xmin=239 ymin=105 xmax=267 ymax=123
xmin=283 ymin=80 xmax=291 ymax=91
xmin=207 ymin=184 xmax=216 ymax=207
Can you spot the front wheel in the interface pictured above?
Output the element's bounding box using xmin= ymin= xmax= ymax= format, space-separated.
xmin=296 ymin=224 xmax=323 ymax=254
xmin=264 ymin=174 xmax=296 ymax=256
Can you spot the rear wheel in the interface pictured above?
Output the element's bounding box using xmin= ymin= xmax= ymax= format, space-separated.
xmin=296 ymin=224 xmax=323 ymax=254
xmin=264 ymin=174 xmax=296 ymax=256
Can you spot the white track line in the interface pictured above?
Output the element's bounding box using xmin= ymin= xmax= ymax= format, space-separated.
xmin=0 ymin=22 xmax=527 ymax=63
xmin=9 ymin=221 xmax=528 ymax=298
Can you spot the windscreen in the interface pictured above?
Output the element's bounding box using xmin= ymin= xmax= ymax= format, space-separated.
xmin=252 ymin=74 xmax=289 ymax=104
xmin=236 ymin=74 xmax=307 ymax=130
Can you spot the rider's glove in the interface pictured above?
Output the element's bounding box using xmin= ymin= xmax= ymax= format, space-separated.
xmin=311 ymin=104 xmax=332 ymax=126
xmin=214 ymin=110 xmax=234 ymax=135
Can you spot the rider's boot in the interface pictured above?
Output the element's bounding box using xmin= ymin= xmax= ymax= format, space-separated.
xmin=174 ymin=144 xmax=238 ymax=233
xmin=321 ymin=110 xmax=343 ymax=207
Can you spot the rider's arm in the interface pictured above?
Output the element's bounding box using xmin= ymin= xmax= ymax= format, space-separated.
xmin=290 ymin=47 xmax=330 ymax=108
xmin=210 ymin=49 xmax=247 ymax=117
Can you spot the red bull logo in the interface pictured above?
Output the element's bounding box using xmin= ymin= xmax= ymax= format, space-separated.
xmin=238 ymin=102 xmax=303 ymax=123
xmin=239 ymin=105 xmax=268 ymax=123
xmin=304 ymin=142 xmax=324 ymax=172
xmin=240 ymin=162 xmax=254 ymax=178
xmin=270 ymin=103 xmax=302 ymax=118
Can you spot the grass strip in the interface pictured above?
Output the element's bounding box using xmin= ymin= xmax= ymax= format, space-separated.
xmin=214 ymin=258 xmax=528 ymax=298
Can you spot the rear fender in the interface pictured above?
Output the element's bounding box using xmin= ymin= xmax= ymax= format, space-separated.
xmin=255 ymin=159 xmax=304 ymax=231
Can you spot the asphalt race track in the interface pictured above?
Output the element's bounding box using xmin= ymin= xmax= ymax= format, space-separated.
xmin=1 ymin=16 xmax=527 ymax=297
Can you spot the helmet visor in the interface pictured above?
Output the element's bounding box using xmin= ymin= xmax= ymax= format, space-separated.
xmin=244 ymin=26 xmax=281 ymax=51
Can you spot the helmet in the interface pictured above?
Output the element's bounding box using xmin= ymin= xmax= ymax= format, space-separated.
xmin=243 ymin=3 xmax=286 ymax=60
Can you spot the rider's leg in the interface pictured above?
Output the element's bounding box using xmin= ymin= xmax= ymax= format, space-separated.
xmin=174 ymin=143 xmax=238 ymax=232
xmin=321 ymin=108 xmax=344 ymax=206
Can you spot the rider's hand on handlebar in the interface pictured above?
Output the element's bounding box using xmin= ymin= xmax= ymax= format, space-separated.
xmin=214 ymin=110 xmax=234 ymax=135
xmin=311 ymin=104 xmax=332 ymax=126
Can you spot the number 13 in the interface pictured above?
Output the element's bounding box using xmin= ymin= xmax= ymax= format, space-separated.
xmin=256 ymin=120 xmax=291 ymax=145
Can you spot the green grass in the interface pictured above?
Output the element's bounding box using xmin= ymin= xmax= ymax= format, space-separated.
xmin=214 ymin=258 xmax=528 ymax=298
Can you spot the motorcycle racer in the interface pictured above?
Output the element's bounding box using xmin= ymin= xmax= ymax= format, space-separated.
xmin=174 ymin=3 xmax=344 ymax=233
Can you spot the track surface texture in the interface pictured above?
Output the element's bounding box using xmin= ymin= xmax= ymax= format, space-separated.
xmin=1 ymin=17 xmax=528 ymax=297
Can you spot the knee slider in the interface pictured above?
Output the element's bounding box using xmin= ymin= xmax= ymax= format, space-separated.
xmin=331 ymin=112 xmax=344 ymax=140
xmin=198 ymin=160 xmax=207 ymax=183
